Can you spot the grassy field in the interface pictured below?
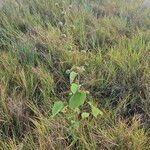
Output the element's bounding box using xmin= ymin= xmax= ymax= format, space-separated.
xmin=0 ymin=0 xmax=150 ymax=149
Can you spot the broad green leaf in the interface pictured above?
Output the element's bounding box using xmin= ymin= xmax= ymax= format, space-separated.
xmin=69 ymin=91 xmax=86 ymax=109
xmin=81 ymin=112 xmax=89 ymax=119
xmin=52 ymin=101 xmax=64 ymax=117
xmin=71 ymin=83 xmax=78 ymax=94
xmin=91 ymin=106 xmax=103 ymax=118
xmin=70 ymin=71 xmax=77 ymax=84
xmin=88 ymin=102 xmax=103 ymax=118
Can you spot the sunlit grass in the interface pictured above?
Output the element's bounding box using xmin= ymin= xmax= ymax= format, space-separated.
xmin=0 ymin=0 xmax=150 ymax=149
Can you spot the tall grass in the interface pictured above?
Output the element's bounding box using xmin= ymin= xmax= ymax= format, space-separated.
xmin=0 ymin=0 xmax=150 ymax=149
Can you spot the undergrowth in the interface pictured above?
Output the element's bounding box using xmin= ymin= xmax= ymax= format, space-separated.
xmin=0 ymin=0 xmax=150 ymax=149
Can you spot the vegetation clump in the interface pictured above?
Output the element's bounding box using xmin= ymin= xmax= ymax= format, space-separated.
xmin=0 ymin=0 xmax=150 ymax=149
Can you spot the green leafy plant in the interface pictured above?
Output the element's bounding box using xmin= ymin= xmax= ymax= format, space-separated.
xmin=70 ymin=71 xmax=78 ymax=84
xmin=88 ymin=102 xmax=103 ymax=118
xmin=51 ymin=69 xmax=103 ymax=120
xmin=81 ymin=112 xmax=90 ymax=119
xmin=70 ymin=83 xmax=78 ymax=94
xmin=52 ymin=101 xmax=64 ymax=117
xmin=69 ymin=91 xmax=86 ymax=109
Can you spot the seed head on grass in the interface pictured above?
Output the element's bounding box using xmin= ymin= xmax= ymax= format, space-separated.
xmin=61 ymin=11 xmax=66 ymax=16
xmin=58 ymin=21 xmax=63 ymax=27
xmin=55 ymin=3 xmax=59 ymax=7
xmin=7 ymin=98 xmax=24 ymax=117
xmin=61 ymin=33 xmax=67 ymax=38
xmin=69 ymin=5 xmax=72 ymax=10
